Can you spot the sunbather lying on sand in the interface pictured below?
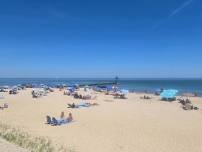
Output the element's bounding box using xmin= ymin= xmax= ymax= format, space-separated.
xmin=60 ymin=111 xmax=65 ymax=119
xmin=182 ymin=103 xmax=199 ymax=110
xmin=67 ymin=102 xmax=98 ymax=108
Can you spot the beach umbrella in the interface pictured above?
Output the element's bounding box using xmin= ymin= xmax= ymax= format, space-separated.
xmin=121 ymin=89 xmax=129 ymax=94
xmin=160 ymin=89 xmax=178 ymax=99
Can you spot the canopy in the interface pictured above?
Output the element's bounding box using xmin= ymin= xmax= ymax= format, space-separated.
xmin=160 ymin=89 xmax=178 ymax=99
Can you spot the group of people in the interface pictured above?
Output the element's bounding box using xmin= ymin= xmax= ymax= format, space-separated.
xmin=140 ymin=95 xmax=152 ymax=99
xmin=64 ymin=89 xmax=96 ymax=100
xmin=0 ymin=103 xmax=8 ymax=110
xmin=113 ymin=92 xmax=127 ymax=99
xmin=46 ymin=111 xmax=73 ymax=126
xmin=73 ymin=92 xmax=95 ymax=100
xmin=178 ymin=98 xmax=199 ymax=110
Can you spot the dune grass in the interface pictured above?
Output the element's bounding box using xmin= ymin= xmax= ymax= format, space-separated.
xmin=0 ymin=122 xmax=73 ymax=152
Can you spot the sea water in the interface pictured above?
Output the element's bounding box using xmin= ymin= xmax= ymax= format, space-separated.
xmin=0 ymin=78 xmax=202 ymax=95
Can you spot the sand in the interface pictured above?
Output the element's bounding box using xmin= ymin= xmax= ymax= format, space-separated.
xmin=0 ymin=89 xmax=202 ymax=152
xmin=0 ymin=138 xmax=29 ymax=152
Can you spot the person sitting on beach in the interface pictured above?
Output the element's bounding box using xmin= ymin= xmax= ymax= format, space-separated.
xmin=144 ymin=95 xmax=151 ymax=99
xmin=66 ymin=113 xmax=73 ymax=122
xmin=74 ymin=92 xmax=82 ymax=99
xmin=57 ymin=112 xmax=73 ymax=124
xmin=82 ymin=94 xmax=91 ymax=100
xmin=60 ymin=111 xmax=65 ymax=119
xmin=64 ymin=90 xmax=71 ymax=96
xmin=140 ymin=95 xmax=151 ymax=99
xmin=178 ymin=98 xmax=191 ymax=105
xmin=0 ymin=103 xmax=8 ymax=110
xmin=0 ymin=106 xmax=4 ymax=110
xmin=3 ymin=103 xmax=8 ymax=108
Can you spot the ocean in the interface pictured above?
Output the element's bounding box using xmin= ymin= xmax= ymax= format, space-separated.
xmin=0 ymin=78 xmax=202 ymax=95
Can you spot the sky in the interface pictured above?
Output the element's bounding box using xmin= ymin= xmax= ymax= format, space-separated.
xmin=0 ymin=0 xmax=202 ymax=78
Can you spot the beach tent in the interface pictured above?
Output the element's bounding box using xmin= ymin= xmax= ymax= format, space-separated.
xmin=160 ymin=89 xmax=178 ymax=101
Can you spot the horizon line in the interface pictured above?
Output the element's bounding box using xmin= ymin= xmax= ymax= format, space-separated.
xmin=0 ymin=77 xmax=202 ymax=79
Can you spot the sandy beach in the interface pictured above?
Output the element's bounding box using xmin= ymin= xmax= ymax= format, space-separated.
xmin=0 ymin=138 xmax=29 ymax=152
xmin=0 ymin=88 xmax=202 ymax=152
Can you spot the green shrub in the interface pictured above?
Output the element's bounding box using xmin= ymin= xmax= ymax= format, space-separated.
xmin=0 ymin=122 xmax=72 ymax=152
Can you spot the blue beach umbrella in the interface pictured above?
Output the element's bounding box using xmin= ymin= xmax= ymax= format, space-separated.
xmin=160 ymin=89 xmax=178 ymax=100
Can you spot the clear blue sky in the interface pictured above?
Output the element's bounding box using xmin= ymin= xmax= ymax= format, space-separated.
xmin=0 ymin=0 xmax=201 ymax=78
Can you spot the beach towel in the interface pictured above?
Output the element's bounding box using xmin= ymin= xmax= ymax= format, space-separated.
xmin=51 ymin=117 xmax=73 ymax=126
xmin=68 ymin=101 xmax=90 ymax=108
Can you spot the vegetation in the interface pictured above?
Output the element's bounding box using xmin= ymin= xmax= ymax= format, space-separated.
xmin=0 ymin=122 xmax=73 ymax=152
